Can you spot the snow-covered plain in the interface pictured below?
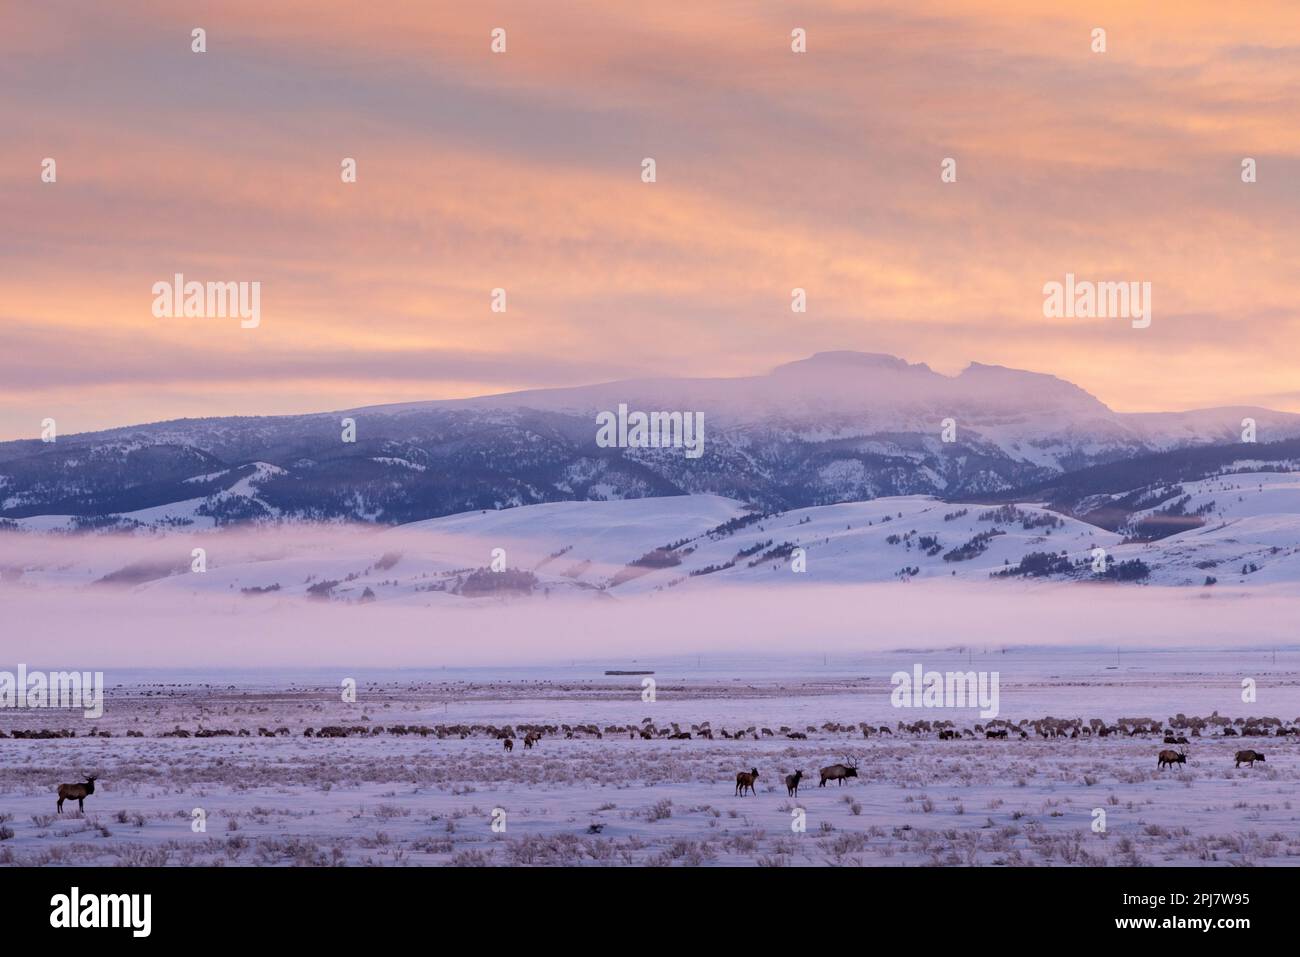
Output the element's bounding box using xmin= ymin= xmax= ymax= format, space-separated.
xmin=3 ymin=475 xmax=1299 ymax=866
xmin=1 ymin=654 xmax=1298 ymax=867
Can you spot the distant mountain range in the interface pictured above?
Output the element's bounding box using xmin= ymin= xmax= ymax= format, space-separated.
xmin=2 ymin=351 xmax=1298 ymax=528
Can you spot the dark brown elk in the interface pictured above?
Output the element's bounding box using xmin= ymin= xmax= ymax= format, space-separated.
xmin=1157 ymin=749 xmax=1186 ymax=769
xmin=735 ymin=768 xmax=759 ymax=797
xmin=785 ymin=770 xmax=804 ymax=797
xmin=523 ymin=733 xmax=537 ymax=749
xmin=502 ymin=738 xmax=513 ymax=752
xmin=56 ymin=774 xmax=97 ymax=813
xmin=818 ymin=757 xmax=859 ymax=787
xmin=1234 ymin=750 xmax=1265 ymax=768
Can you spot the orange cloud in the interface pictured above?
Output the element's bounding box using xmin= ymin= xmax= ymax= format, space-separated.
xmin=1 ymin=1 xmax=1298 ymax=438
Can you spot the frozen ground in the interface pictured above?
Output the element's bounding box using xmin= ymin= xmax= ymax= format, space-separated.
xmin=1 ymin=653 xmax=1298 ymax=867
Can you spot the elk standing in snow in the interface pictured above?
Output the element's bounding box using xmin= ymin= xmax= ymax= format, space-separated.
xmin=735 ymin=768 xmax=759 ymax=797
xmin=785 ymin=770 xmax=804 ymax=797
xmin=1235 ymin=749 xmax=1265 ymax=768
xmin=56 ymin=774 xmax=97 ymax=813
xmin=819 ymin=757 xmax=859 ymax=787
xmin=1157 ymin=749 xmax=1186 ymax=769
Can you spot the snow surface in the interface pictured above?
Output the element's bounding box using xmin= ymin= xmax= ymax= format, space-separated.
xmin=3 ymin=475 xmax=1299 ymax=866
xmin=0 ymin=653 xmax=1297 ymax=867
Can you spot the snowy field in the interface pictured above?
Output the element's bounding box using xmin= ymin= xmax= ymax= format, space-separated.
xmin=3 ymin=478 xmax=1299 ymax=866
xmin=2 ymin=653 xmax=1298 ymax=867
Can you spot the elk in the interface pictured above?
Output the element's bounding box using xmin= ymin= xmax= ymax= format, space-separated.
xmin=785 ymin=770 xmax=804 ymax=797
xmin=523 ymin=733 xmax=537 ymax=749
xmin=1157 ymin=749 xmax=1186 ymax=769
xmin=1234 ymin=749 xmax=1266 ymax=768
xmin=819 ymin=757 xmax=859 ymax=787
xmin=503 ymin=738 xmax=514 ymax=752
xmin=735 ymin=768 xmax=760 ymax=797
xmin=56 ymin=774 xmax=97 ymax=813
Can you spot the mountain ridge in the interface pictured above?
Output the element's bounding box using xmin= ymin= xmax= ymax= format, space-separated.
xmin=2 ymin=352 xmax=1298 ymax=526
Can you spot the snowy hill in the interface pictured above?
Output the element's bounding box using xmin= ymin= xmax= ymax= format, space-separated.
xmin=5 ymin=472 xmax=1297 ymax=603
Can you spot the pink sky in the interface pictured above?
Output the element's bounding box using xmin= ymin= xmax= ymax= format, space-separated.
xmin=2 ymin=1 xmax=1298 ymax=439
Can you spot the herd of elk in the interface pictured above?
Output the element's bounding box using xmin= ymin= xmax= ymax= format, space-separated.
xmin=56 ymin=774 xmax=97 ymax=813
xmin=734 ymin=768 xmax=760 ymax=797
xmin=733 ymin=744 xmax=1275 ymax=797
xmin=732 ymin=758 xmax=862 ymax=797
xmin=1153 ymin=747 xmax=1276 ymax=770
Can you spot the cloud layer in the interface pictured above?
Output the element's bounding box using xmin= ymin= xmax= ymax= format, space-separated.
xmin=2 ymin=1 xmax=1298 ymax=438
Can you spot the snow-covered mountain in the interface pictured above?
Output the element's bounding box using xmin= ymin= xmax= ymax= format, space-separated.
xmin=2 ymin=351 xmax=1298 ymax=526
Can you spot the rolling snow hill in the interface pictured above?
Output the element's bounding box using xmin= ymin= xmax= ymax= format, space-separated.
xmin=5 ymin=472 xmax=1298 ymax=602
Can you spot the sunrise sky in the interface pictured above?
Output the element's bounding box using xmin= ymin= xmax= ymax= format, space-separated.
xmin=2 ymin=1 xmax=1298 ymax=440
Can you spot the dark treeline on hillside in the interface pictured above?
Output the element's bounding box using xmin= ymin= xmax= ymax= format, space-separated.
xmin=960 ymin=439 xmax=1300 ymax=531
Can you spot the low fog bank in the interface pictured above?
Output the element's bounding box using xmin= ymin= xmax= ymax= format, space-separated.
xmin=1 ymin=578 xmax=1293 ymax=669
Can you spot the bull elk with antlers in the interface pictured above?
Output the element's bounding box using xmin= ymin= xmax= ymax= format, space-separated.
xmin=1157 ymin=749 xmax=1186 ymax=769
xmin=819 ymin=756 xmax=859 ymax=787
